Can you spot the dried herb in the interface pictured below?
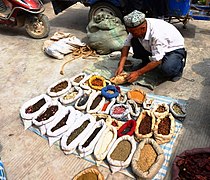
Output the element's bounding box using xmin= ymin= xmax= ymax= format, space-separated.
xmin=158 ymin=116 xmax=171 ymax=135
xmin=25 ymin=98 xmax=46 ymax=114
xmin=173 ymin=104 xmax=185 ymax=115
xmin=137 ymin=144 xmax=157 ymax=172
xmin=177 ymin=153 xmax=210 ymax=179
xmin=50 ymin=81 xmax=68 ymax=93
xmin=51 ymin=112 xmax=70 ymax=132
xmin=77 ymin=172 xmax=98 ymax=180
xmin=77 ymin=94 xmax=89 ymax=106
xmin=82 ymin=126 xmax=102 ymax=148
xmin=66 ymin=120 xmax=90 ymax=145
xmin=74 ymin=75 xmax=84 ymax=83
xmin=110 ymin=140 xmax=132 ymax=161
xmin=139 ymin=113 xmax=152 ymax=135
xmin=90 ymin=95 xmax=102 ymax=110
xmin=36 ymin=105 xmax=58 ymax=122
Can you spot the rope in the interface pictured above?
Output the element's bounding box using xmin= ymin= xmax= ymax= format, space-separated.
xmin=60 ymin=45 xmax=98 ymax=75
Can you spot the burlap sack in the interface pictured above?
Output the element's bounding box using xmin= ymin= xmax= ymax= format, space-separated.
xmin=131 ymin=138 xmax=165 ymax=179
xmin=86 ymin=12 xmax=127 ymax=55
xmin=73 ymin=165 xmax=104 ymax=180
xmin=135 ymin=110 xmax=156 ymax=141
xmin=154 ymin=113 xmax=175 ymax=144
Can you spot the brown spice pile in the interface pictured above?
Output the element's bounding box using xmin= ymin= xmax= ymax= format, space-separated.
xmin=110 ymin=140 xmax=132 ymax=161
xmin=156 ymin=105 xmax=166 ymax=113
xmin=158 ymin=116 xmax=171 ymax=135
xmin=90 ymin=95 xmax=102 ymax=110
xmin=137 ymin=144 xmax=157 ymax=172
xmin=50 ymin=80 xmax=68 ymax=93
xmin=74 ymin=75 xmax=84 ymax=83
xmin=139 ymin=113 xmax=152 ymax=135
xmin=25 ymin=98 xmax=46 ymax=113
xmin=36 ymin=105 xmax=58 ymax=122
xmin=51 ymin=112 xmax=70 ymax=132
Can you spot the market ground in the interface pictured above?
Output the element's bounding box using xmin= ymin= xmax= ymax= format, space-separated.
xmin=0 ymin=1 xmax=210 ymax=180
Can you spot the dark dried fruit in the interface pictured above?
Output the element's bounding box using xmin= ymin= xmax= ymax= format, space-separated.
xmin=139 ymin=113 xmax=152 ymax=135
xmin=25 ymin=98 xmax=46 ymax=114
xmin=36 ymin=105 xmax=58 ymax=122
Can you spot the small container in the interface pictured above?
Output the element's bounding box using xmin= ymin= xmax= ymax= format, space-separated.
xmin=170 ymin=102 xmax=186 ymax=119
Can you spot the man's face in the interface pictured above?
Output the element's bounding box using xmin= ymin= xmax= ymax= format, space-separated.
xmin=127 ymin=22 xmax=147 ymax=38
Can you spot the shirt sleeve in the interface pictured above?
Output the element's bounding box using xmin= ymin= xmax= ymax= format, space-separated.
xmin=124 ymin=33 xmax=133 ymax=47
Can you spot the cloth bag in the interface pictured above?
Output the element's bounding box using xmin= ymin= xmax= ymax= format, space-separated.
xmin=86 ymin=12 xmax=127 ymax=55
xmin=94 ymin=126 xmax=117 ymax=165
xmin=131 ymin=138 xmax=165 ymax=179
xmin=20 ymin=94 xmax=52 ymax=130
xmin=106 ymin=135 xmax=137 ymax=173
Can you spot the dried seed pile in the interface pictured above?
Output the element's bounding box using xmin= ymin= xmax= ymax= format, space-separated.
xmin=137 ymin=144 xmax=157 ymax=172
xmin=110 ymin=140 xmax=132 ymax=161
xmin=158 ymin=116 xmax=171 ymax=135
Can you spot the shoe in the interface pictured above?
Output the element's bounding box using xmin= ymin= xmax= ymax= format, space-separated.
xmin=171 ymin=72 xmax=183 ymax=82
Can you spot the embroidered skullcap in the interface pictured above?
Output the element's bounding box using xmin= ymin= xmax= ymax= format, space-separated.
xmin=123 ymin=10 xmax=145 ymax=28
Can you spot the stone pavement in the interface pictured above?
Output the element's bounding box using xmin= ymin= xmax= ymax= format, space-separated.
xmin=0 ymin=2 xmax=210 ymax=179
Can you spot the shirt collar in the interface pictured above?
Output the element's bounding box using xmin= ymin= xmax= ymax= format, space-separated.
xmin=144 ymin=19 xmax=151 ymax=40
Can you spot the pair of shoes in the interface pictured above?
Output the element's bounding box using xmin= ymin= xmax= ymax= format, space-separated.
xmin=171 ymin=72 xmax=183 ymax=82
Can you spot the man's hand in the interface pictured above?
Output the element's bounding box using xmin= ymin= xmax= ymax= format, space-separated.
xmin=115 ymin=66 xmax=124 ymax=76
xmin=126 ymin=71 xmax=140 ymax=83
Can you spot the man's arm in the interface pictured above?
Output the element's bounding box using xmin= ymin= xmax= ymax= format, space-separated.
xmin=126 ymin=60 xmax=162 ymax=82
xmin=115 ymin=46 xmax=130 ymax=75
